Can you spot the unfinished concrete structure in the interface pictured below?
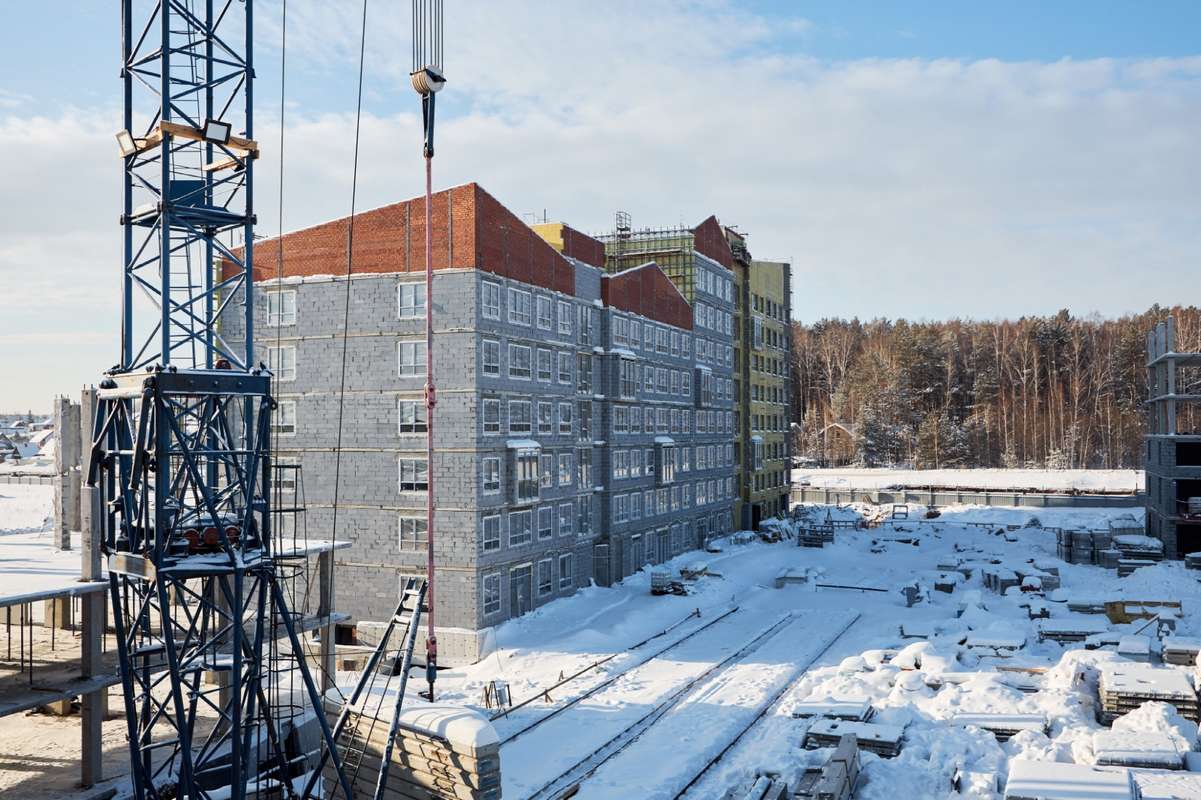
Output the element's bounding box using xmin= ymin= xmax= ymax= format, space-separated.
xmin=223 ymin=184 xmax=736 ymax=663
xmin=1145 ymin=316 xmax=1201 ymax=557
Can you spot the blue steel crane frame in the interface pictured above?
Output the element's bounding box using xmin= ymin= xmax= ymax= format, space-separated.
xmin=88 ymin=3 xmax=352 ymax=799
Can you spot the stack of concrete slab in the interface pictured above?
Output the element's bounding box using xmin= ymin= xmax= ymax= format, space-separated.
xmin=1093 ymin=729 xmax=1186 ymax=770
xmin=1116 ymin=636 xmax=1154 ymax=663
xmin=950 ymin=713 xmax=1047 ymax=742
xmin=1162 ymin=637 xmax=1201 ymax=666
xmin=1003 ymin=760 xmax=1135 ymax=800
xmin=324 ymin=698 xmax=502 ymax=800
xmin=1037 ymin=617 xmax=1111 ymax=644
xmin=1097 ymin=663 xmax=1200 ymax=725
xmin=794 ymin=734 xmax=860 ymax=800
xmin=1097 ymin=549 xmax=1123 ymax=569
xmin=804 ymin=719 xmax=904 ymax=758
xmin=982 ymin=568 xmax=1020 ymax=594
xmin=1185 ymin=552 xmax=1201 ymax=571
xmin=1113 ymin=534 xmax=1165 ymax=563
xmin=791 ymin=698 xmax=873 ymax=722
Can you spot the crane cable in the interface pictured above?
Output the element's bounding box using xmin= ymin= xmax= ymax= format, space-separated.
xmin=329 ymin=0 xmax=370 ymax=580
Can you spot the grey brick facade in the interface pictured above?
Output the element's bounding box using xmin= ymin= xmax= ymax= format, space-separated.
xmin=223 ymin=256 xmax=735 ymax=663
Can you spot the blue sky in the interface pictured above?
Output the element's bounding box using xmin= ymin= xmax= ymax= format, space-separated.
xmin=1 ymin=2 xmax=1200 ymax=410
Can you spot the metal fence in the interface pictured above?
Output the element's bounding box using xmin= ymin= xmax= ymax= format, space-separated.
xmin=790 ymin=485 xmax=1144 ymax=510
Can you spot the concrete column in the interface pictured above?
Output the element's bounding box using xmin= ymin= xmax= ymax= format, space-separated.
xmin=53 ymin=396 xmax=78 ymax=549
xmin=80 ymin=389 xmax=107 ymax=788
xmin=317 ymin=548 xmax=336 ymax=695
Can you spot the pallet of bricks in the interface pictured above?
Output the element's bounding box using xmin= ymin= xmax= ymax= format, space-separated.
xmin=323 ymin=697 xmax=502 ymax=800
xmin=1096 ymin=662 xmax=1200 ymax=726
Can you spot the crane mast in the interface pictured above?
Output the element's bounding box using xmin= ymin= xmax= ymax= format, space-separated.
xmin=89 ymin=3 xmax=350 ymax=798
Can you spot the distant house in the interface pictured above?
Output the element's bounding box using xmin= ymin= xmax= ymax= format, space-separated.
xmin=28 ymin=428 xmax=55 ymax=454
xmin=817 ymin=422 xmax=857 ymax=467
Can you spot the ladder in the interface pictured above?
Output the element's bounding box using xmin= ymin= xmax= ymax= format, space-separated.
xmin=330 ymin=577 xmax=428 ymax=800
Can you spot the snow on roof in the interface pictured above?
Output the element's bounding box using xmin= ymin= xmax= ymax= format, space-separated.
xmin=506 ymin=439 xmax=541 ymax=450
xmin=654 ymin=436 xmax=675 ymax=445
xmin=1004 ymin=760 xmax=1134 ymax=800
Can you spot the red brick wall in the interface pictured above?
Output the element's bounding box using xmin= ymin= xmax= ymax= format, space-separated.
xmin=226 ymin=183 xmax=574 ymax=296
xmin=602 ymin=264 xmax=694 ymax=331
xmin=559 ymin=225 xmax=606 ymax=268
xmin=692 ymin=215 xmax=734 ymax=270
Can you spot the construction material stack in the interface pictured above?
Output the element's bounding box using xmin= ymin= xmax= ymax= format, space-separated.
xmin=1097 ymin=663 xmax=1200 ymax=725
xmin=323 ymin=700 xmax=501 ymax=800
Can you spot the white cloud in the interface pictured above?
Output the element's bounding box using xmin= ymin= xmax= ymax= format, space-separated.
xmin=2 ymin=1 xmax=1200 ymax=411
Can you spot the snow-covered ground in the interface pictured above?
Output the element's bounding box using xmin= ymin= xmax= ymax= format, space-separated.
xmin=0 ymin=483 xmax=54 ymax=535
xmin=793 ymin=468 xmax=1144 ymax=494
xmin=7 ymin=484 xmax=1198 ymax=799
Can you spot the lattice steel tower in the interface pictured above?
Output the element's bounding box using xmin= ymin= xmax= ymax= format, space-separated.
xmin=89 ymin=3 xmax=350 ymax=798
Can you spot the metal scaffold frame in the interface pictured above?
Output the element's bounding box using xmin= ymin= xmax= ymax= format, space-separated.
xmin=90 ymin=3 xmax=351 ymax=798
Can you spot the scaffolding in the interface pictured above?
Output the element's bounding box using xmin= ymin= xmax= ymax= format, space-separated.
xmin=597 ymin=224 xmax=703 ymax=301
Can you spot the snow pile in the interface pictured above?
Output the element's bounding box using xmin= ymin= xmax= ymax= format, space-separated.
xmin=1109 ymin=701 xmax=1198 ymax=753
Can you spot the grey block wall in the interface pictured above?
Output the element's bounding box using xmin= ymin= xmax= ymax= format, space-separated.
xmin=223 ymin=257 xmax=738 ymax=663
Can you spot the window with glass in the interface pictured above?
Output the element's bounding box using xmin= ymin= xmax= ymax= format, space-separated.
xmin=536 ymin=349 xmax=553 ymax=382
xmin=509 ymin=288 xmax=532 ymax=325
xmin=482 ymin=339 xmax=500 ymax=377
xmin=398 ymin=515 xmax=428 ymax=550
xmin=483 ymin=398 xmax=501 ymax=434
xmin=482 ymin=281 xmax=501 ymax=319
xmin=509 ymin=400 xmax=532 ymax=434
xmin=536 ymin=296 xmax=553 ymax=330
xmin=537 ymin=559 xmax=553 ymax=596
xmin=538 ymin=507 xmax=554 ymax=540
xmin=574 ymin=353 xmax=593 ymax=394
xmin=398 ymin=340 xmax=427 ymax=377
xmin=540 ymin=453 xmax=555 ymax=488
xmin=558 ymin=301 xmax=572 ymax=336
xmin=482 ymin=457 xmax=501 ymax=494
xmin=514 ymin=449 xmax=539 ymax=503
xmin=558 ymin=502 xmax=574 ymax=537
xmin=483 ymin=573 xmax=501 ymax=614
xmin=509 ymin=344 xmax=532 ymax=379
xmin=398 ymin=283 xmax=426 ymax=319
xmin=558 ymin=402 xmax=573 ymax=435
xmin=619 ymin=359 xmax=637 ymax=399
xmin=272 ymin=400 xmax=297 ymax=436
xmin=267 ymin=345 xmax=296 ymax=382
xmin=558 ymin=352 xmax=572 ymax=384
xmin=266 ymin=290 xmax=297 ymax=326
xmin=398 ymin=458 xmax=428 ymax=492
xmin=578 ymin=448 xmax=592 ymax=488
xmin=538 ymin=402 xmax=553 ymax=434
xmin=558 ymin=553 xmax=573 ymax=589
xmin=509 ymin=510 xmax=533 ymax=546
xmin=399 ymin=399 xmax=427 ymax=433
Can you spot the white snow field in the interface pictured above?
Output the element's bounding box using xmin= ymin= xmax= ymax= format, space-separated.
xmin=793 ymin=467 xmax=1143 ymax=494
xmin=7 ymin=483 xmax=1201 ymax=798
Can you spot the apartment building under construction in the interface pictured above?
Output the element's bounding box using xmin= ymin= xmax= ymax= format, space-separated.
xmin=222 ymin=184 xmax=737 ymax=662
